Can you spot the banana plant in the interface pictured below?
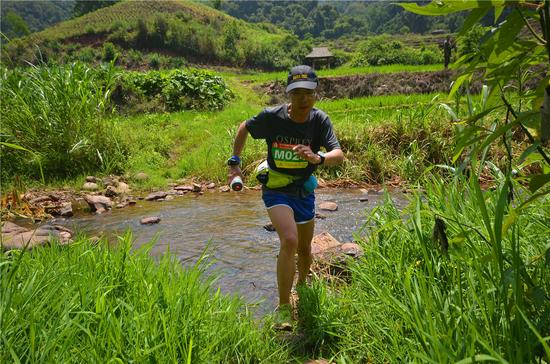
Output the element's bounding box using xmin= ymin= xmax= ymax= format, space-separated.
xmin=400 ymin=0 xmax=550 ymax=197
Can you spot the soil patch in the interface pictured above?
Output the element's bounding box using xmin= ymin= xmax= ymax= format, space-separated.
xmin=258 ymin=68 xmax=543 ymax=105
xmin=260 ymin=70 xmax=465 ymax=104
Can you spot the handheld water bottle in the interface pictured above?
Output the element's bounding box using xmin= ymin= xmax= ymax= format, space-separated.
xmin=230 ymin=176 xmax=243 ymax=191
xmin=227 ymin=156 xmax=243 ymax=191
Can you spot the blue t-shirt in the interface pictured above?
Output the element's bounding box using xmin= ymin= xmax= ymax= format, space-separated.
xmin=245 ymin=104 xmax=340 ymax=179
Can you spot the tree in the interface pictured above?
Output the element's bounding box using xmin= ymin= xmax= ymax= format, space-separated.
xmin=4 ymin=10 xmax=30 ymax=38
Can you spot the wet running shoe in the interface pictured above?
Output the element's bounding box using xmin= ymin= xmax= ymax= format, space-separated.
xmin=272 ymin=304 xmax=293 ymax=331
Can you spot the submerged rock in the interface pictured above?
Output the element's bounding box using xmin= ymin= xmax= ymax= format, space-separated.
xmin=140 ymin=216 xmax=160 ymax=225
xmin=319 ymin=201 xmax=338 ymax=211
xmin=1 ymin=221 xmax=73 ymax=250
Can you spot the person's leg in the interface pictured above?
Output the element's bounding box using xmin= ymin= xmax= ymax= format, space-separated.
xmin=267 ymin=205 xmax=298 ymax=306
xmin=296 ymin=219 xmax=314 ymax=285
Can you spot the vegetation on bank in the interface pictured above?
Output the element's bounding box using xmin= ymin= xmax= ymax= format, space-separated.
xmin=2 ymin=177 xmax=548 ymax=362
xmin=0 ymin=234 xmax=292 ymax=362
xmin=298 ymin=177 xmax=550 ymax=362
xmin=0 ymin=62 xmax=233 ymax=183
xmin=0 ymin=59 xmax=534 ymax=190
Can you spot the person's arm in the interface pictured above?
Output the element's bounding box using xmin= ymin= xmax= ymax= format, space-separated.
xmin=227 ymin=121 xmax=249 ymax=184
xmin=232 ymin=121 xmax=248 ymax=157
xmin=292 ymin=146 xmax=343 ymax=166
xmin=321 ymin=148 xmax=344 ymax=166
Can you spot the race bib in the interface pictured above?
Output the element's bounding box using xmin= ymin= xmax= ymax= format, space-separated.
xmin=271 ymin=141 xmax=308 ymax=169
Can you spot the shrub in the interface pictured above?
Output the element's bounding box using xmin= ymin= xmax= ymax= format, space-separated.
xmin=102 ymin=42 xmax=118 ymax=62
xmin=120 ymin=68 xmax=233 ymax=112
xmin=77 ymin=47 xmax=95 ymax=63
xmin=356 ymin=35 xmax=442 ymax=66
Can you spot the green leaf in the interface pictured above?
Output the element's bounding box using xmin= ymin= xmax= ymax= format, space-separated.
xmin=528 ymin=173 xmax=550 ymax=193
xmin=398 ymin=0 xmax=493 ymax=16
xmin=545 ymin=247 xmax=550 ymax=267
xmin=455 ymin=354 xmax=502 ymax=364
xmin=473 ymin=117 xmax=520 ymax=155
xmin=463 ymin=105 xmax=502 ymax=125
xmin=494 ymin=4 xmax=505 ymax=23
xmin=459 ymin=7 xmax=491 ymax=37
xmin=449 ymin=73 xmax=472 ymax=98
xmin=517 ymin=142 xmax=541 ymax=165
xmin=0 ymin=141 xmax=32 ymax=152
xmin=492 ymin=10 xmax=525 ymax=57
xmin=501 ymin=208 xmax=517 ymax=236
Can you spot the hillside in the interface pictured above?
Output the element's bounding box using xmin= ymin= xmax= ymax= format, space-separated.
xmin=1 ymin=1 xmax=74 ymax=37
xmin=219 ymin=0 xmax=468 ymax=39
xmin=1 ymin=0 xmax=309 ymax=71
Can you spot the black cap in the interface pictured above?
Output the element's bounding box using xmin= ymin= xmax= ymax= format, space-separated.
xmin=286 ymin=65 xmax=318 ymax=93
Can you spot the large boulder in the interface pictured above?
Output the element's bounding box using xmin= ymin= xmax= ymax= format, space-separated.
xmin=145 ymin=191 xmax=168 ymax=201
xmin=311 ymin=232 xmax=341 ymax=255
xmin=84 ymin=194 xmax=112 ymax=213
xmin=310 ymin=232 xmax=364 ymax=282
xmin=1 ymin=221 xmax=73 ymax=250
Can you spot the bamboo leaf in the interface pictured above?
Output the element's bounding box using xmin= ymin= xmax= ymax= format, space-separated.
xmin=450 ymin=73 xmax=472 ymax=98
xmin=459 ymin=7 xmax=491 ymax=36
xmin=528 ymin=173 xmax=550 ymax=193
xmin=398 ymin=0 xmax=494 ymax=16
xmin=518 ymin=142 xmax=541 ymax=165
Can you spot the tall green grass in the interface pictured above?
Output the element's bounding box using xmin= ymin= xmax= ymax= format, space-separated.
xmin=0 ymin=62 xmax=126 ymax=181
xmin=297 ymin=176 xmax=549 ymax=362
xmin=0 ymin=234 xmax=291 ymax=362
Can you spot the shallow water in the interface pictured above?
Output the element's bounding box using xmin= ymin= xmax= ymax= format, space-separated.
xmin=52 ymin=188 xmax=409 ymax=316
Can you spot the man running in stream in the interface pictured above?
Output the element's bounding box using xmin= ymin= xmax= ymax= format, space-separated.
xmin=227 ymin=65 xmax=344 ymax=330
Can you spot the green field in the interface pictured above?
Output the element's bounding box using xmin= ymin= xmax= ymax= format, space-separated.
xmin=230 ymin=64 xmax=442 ymax=84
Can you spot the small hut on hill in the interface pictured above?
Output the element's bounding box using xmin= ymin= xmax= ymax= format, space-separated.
xmin=305 ymin=47 xmax=334 ymax=69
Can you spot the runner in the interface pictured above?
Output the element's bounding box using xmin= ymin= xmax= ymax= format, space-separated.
xmin=227 ymin=65 xmax=344 ymax=330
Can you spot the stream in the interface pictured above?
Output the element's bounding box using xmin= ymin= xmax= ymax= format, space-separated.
xmin=52 ymin=188 xmax=409 ymax=316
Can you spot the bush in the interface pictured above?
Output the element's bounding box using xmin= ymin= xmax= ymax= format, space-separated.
xmin=355 ymin=35 xmax=442 ymax=66
xmin=77 ymin=47 xmax=95 ymax=63
xmin=102 ymin=42 xmax=118 ymax=62
xmin=120 ymin=68 xmax=234 ymax=112
xmin=457 ymin=24 xmax=488 ymax=58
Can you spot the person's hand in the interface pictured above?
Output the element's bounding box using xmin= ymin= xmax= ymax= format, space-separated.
xmin=227 ymin=166 xmax=243 ymax=185
xmin=293 ymin=144 xmax=321 ymax=164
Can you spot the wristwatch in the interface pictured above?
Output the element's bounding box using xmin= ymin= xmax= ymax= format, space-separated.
xmin=316 ymin=151 xmax=325 ymax=165
xmin=227 ymin=155 xmax=241 ymax=166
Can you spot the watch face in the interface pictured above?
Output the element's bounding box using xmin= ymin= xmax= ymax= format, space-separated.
xmin=317 ymin=152 xmax=325 ymax=165
xmin=227 ymin=157 xmax=240 ymax=166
